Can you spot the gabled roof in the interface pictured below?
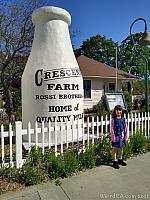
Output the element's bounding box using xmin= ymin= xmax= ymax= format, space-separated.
xmin=76 ymin=55 xmax=137 ymax=79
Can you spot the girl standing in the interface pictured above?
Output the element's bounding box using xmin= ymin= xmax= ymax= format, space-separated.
xmin=111 ymin=105 xmax=129 ymax=169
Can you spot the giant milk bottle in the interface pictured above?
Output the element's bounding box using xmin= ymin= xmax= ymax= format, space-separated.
xmin=22 ymin=7 xmax=83 ymax=144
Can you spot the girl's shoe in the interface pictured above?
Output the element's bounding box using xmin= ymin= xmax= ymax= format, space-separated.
xmin=112 ymin=161 xmax=120 ymax=169
xmin=118 ymin=159 xmax=127 ymax=166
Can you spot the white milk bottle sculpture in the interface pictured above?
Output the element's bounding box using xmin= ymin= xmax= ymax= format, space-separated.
xmin=22 ymin=7 xmax=83 ymax=144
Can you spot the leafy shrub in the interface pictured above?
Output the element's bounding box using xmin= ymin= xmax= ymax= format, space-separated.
xmin=44 ymin=149 xmax=56 ymax=163
xmin=0 ymin=165 xmax=47 ymax=186
xmin=44 ymin=150 xmax=64 ymax=179
xmin=55 ymin=179 xmax=62 ymax=186
xmin=93 ymin=139 xmax=104 ymax=156
xmin=123 ymin=90 xmax=132 ymax=112
xmin=123 ymin=141 xmax=133 ymax=160
xmin=123 ymin=132 xmax=148 ymax=159
xmin=78 ymin=145 xmax=96 ymax=170
xmin=132 ymin=80 xmax=144 ymax=96
xmin=44 ymin=148 xmax=78 ymax=179
xmin=28 ymin=146 xmax=43 ymax=166
xmin=129 ymin=132 xmax=148 ymax=154
xmin=92 ymin=96 xmax=109 ymax=116
xmin=62 ymin=149 xmax=79 ymax=176
xmin=1 ymin=131 xmax=149 ymax=190
xmin=0 ymin=167 xmax=19 ymax=182
xmin=100 ymin=134 xmax=112 ymax=163
xmin=133 ymin=97 xmax=145 ymax=110
xmin=91 ymin=135 xmax=112 ymax=164
xmin=19 ymin=165 xmax=47 ymax=186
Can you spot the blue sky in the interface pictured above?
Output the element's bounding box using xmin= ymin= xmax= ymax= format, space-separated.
xmin=46 ymin=0 xmax=150 ymax=48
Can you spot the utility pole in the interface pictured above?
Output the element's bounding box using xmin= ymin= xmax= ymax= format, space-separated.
xmin=115 ymin=42 xmax=118 ymax=92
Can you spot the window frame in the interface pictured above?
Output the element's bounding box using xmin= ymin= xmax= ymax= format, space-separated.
xmin=83 ymin=79 xmax=92 ymax=99
xmin=108 ymin=82 xmax=116 ymax=92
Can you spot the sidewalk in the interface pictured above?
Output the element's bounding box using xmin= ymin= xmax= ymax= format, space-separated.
xmin=1 ymin=152 xmax=150 ymax=200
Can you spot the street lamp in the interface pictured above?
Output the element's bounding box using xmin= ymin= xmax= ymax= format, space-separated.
xmin=130 ymin=18 xmax=150 ymax=113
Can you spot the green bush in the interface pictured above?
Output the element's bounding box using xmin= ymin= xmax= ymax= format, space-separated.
xmin=93 ymin=139 xmax=104 ymax=156
xmin=44 ymin=149 xmax=56 ymax=163
xmin=45 ymin=150 xmax=64 ymax=179
xmin=62 ymin=149 xmax=79 ymax=176
xmin=0 ymin=167 xmax=19 ymax=182
xmin=90 ymin=135 xmax=112 ymax=164
xmin=123 ymin=141 xmax=133 ymax=160
xmin=19 ymin=165 xmax=47 ymax=186
xmin=123 ymin=90 xmax=132 ymax=112
xmin=92 ymin=96 xmax=109 ymax=116
xmin=78 ymin=145 xmax=96 ymax=170
xmin=133 ymin=97 xmax=145 ymax=110
xmin=0 ymin=165 xmax=47 ymax=186
xmin=44 ymin=149 xmax=78 ymax=179
xmin=0 ymin=132 xmax=150 ymax=190
xmin=100 ymin=134 xmax=112 ymax=163
xmin=129 ymin=132 xmax=148 ymax=154
xmin=28 ymin=146 xmax=43 ymax=166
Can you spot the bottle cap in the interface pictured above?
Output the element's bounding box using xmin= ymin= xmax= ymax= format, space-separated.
xmin=32 ymin=6 xmax=71 ymax=26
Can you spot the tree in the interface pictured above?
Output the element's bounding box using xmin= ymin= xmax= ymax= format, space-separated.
xmin=0 ymin=0 xmax=47 ymax=118
xmin=74 ymin=35 xmax=116 ymax=66
xmin=119 ymin=32 xmax=150 ymax=75
xmin=132 ymin=80 xmax=145 ymax=95
xmin=75 ymin=33 xmax=150 ymax=75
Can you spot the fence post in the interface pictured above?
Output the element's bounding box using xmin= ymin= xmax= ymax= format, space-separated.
xmin=15 ymin=121 xmax=23 ymax=168
xmin=144 ymin=112 xmax=146 ymax=136
xmin=92 ymin=116 xmax=94 ymax=144
xmin=9 ymin=123 xmax=13 ymax=166
xmin=134 ymin=112 xmax=137 ymax=133
xmin=141 ymin=112 xmax=144 ymax=135
xmin=87 ymin=117 xmax=90 ymax=148
xmin=1 ymin=124 xmax=5 ymax=167
xmin=131 ymin=112 xmax=133 ymax=135
xmin=96 ymin=116 xmax=99 ymax=139
xmin=138 ymin=112 xmax=140 ymax=131
xmin=148 ymin=112 xmax=150 ymax=139
xmin=82 ymin=115 xmax=85 ymax=151
xmin=101 ymin=115 xmax=103 ymax=139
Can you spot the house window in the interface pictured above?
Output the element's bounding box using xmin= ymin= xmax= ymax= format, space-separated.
xmin=84 ymin=80 xmax=91 ymax=98
xmin=103 ymin=85 xmax=106 ymax=95
xmin=109 ymin=83 xmax=115 ymax=92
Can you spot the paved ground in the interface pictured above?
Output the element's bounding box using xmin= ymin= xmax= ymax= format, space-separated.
xmin=1 ymin=152 xmax=150 ymax=200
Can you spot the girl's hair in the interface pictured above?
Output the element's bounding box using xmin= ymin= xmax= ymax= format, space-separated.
xmin=112 ymin=105 xmax=124 ymax=119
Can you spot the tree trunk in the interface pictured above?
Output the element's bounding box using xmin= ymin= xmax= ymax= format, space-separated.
xmin=3 ymin=88 xmax=14 ymax=119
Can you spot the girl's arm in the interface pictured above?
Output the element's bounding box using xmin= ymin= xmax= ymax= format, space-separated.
xmin=111 ymin=118 xmax=116 ymax=142
xmin=124 ymin=119 xmax=129 ymax=141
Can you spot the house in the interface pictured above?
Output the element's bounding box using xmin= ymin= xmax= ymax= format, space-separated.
xmin=76 ymin=55 xmax=137 ymax=110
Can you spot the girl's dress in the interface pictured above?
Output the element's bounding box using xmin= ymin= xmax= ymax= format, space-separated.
xmin=111 ymin=118 xmax=128 ymax=148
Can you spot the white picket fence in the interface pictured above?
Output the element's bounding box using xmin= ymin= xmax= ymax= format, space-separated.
xmin=0 ymin=112 xmax=150 ymax=169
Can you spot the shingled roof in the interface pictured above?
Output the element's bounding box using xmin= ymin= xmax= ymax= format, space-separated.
xmin=76 ymin=55 xmax=137 ymax=79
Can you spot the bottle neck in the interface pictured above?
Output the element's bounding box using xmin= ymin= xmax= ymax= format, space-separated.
xmin=31 ymin=20 xmax=76 ymax=67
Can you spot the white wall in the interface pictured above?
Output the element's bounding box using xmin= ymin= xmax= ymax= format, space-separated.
xmin=83 ymin=78 xmax=103 ymax=110
xmin=83 ymin=78 xmax=122 ymax=110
